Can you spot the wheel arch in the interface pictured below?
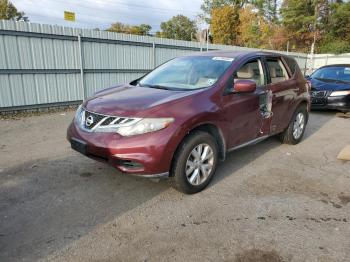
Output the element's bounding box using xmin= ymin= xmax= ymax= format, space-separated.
xmin=283 ymin=99 xmax=309 ymax=130
xmin=297 ymin=99 xmax=309 ymax=108
xmin=294 ymin=99 xmax=309 ymax=119
xmin=169 ymin=123 xmax=227 ymax=177
xmin=190 ymin=123 xmax=226 ymax=161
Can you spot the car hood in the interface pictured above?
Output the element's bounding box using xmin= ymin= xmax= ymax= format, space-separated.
xmin=310 ymin=78 xmax=350 ymax=91
xmin=83 ymin=84 xmax=202 ymax=117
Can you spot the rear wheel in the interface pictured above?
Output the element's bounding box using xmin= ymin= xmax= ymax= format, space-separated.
xmin=171 ymin=131 xmax=218 ymax=194
xmin=279 ymin=105 xmax=308 ymax=145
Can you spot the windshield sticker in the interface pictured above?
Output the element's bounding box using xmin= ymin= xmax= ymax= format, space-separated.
xmin=344 ymin=68 xmax=350 ymax=74
xmin=212 ymin=57 xmax=234 ymax=62
xmin=207 ymin=79 xmax=216 ymax=85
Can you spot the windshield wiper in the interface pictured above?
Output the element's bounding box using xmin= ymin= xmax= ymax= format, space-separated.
xmin=138 ymin=83 xmax=168 ymax=89
xmin=139 ymin=84 xmax=185 ymax=91
xmin=149 ymin=84 xmax=171 ymax=90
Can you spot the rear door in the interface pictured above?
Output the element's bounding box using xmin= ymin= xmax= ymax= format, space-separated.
xmin=264 ymin=57 xmax=297 ymax=134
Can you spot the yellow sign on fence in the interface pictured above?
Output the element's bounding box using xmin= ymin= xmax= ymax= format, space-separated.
xmin=64 ymin=11 xmax=75 ymax=22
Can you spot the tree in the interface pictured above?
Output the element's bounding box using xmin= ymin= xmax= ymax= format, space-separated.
xmin=158 ymin=15 xmax=197 ymax=41
xmin=236 ymin=4 xmax=284 ymax=50
xmin=325 ymin=1 xmax=350 ymax=41
xmin=108 ymin=22 xmax=129 ymax=33
xmin=269 ymin=25 xmax=290 ymax=51
xmin=237 ymin=5 xmax=266 ymax=48
xmin=200 ymin=0 xmax=350 ymax=53
xmin=211 ymin=5 xmax=240 ymax=45
xmin=252 ymin=0 xmax=278 ymax=23
xmin=0 ymin=0 xmax=28 ymax=21
xmin=280 ymin=0 xmax=317 ymax=52
xmin=136 ymin=24 xmax=152 ymax=35
xmin=107 ymin=22 xmax=152 ymax=35
xmin=200 ymin=0 xmax=246 ymax=24
xmin=319 ymin=1 xmax=350 ymax=53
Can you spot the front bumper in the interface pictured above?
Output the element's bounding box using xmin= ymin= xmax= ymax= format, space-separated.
xmin=67 ymin=121 xmax=179 ymax=178
xmin=311 ymin=94 xmax=350 ymax=111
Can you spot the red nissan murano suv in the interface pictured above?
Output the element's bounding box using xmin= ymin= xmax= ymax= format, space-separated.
xmin=67 ymin=51 xmax=310 ymax=193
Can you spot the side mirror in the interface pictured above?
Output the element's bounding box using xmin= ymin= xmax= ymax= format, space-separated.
xmin=234 ymin=80 xmax=256 ymax=93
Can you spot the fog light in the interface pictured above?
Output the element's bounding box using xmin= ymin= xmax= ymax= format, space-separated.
xmin=115 ymin=159 xmax=143 ymax=169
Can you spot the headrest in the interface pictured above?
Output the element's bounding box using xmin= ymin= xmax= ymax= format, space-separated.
xmin=237 ymin=64 xmax=254 ymax=79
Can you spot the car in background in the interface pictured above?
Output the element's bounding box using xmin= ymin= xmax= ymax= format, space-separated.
xmin=67 ymin=51 xmax=310 ymax=194
xmin=307 ymin=64 xmax=350 ymax=112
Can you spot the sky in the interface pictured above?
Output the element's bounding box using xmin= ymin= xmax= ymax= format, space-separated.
xmin=11 ymin=0 xmax=204 ymax=32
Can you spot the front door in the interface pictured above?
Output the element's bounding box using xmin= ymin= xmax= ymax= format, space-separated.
xmin=222 ymin=58 xmax=272 ymax=149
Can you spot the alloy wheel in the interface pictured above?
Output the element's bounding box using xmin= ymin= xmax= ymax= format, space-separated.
xmin=293 ymin=112 xmax=305 ymax=139
xmin=185 ymin=143 xmax=214 ymax=186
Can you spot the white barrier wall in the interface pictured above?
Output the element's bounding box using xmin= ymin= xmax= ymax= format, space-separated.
xmin=309 ymin=53 xmax=350 ymax=74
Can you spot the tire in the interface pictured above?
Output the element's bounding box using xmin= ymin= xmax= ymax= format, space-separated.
xmin=279 ymin=105 xmax=308 ymax=145
xmin=171 ymin=131 xmax=219 ymax=194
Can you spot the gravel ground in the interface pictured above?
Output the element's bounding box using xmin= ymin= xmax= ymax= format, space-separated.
xmin=0 ymin=110 xmax=349 ymax=262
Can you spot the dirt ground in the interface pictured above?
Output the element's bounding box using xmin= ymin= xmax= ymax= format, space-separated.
xmin=0 ymin=110 xmax=350 ymax=262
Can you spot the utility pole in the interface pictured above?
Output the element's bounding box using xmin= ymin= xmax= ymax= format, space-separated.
xmin=310 ymin=1 xmax=319 ymax=74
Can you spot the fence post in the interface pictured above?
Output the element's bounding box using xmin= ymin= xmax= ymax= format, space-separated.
xmin=78 ymin=34 xmax=86 ymax=99
xmin=325 ymin=55 xmax=329 ymax=65
xmin=152 ymin=42 xmax=156 ymax=68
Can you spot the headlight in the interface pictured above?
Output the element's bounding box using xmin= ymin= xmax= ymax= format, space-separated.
xmin=115 ymin=118 xmax=174 ymax=136
xmin=329 ymin=90 xmax=350 ymax=97
xmin=74 ymin=105 xmax=83 ymax=123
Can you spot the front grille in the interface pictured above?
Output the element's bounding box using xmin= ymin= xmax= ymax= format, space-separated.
xmin=100 ymin=117 xmax=117 ymax=126
xmin=311 ymin=90 xmax=327 ymax=98
xmin=84 ymin=111 xmax=106 ymax=129
xmin=79 ymin=108 xmax=138 ymax=132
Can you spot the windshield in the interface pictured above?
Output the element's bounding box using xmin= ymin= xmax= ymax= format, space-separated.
xmin=311 ymin=66 xmax=350 ymax=83
xmin=138 ymin=56 xmax=234 ymax=90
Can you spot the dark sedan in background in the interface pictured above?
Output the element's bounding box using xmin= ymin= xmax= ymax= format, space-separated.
xmin=307 ymin=64 xmax=350 ymax=112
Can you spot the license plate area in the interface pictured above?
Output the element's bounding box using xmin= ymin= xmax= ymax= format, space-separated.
xmin=311 ymin=97 xmax=326 ymax=105
xmin=71 ymin=138 xmax=87 ymax=155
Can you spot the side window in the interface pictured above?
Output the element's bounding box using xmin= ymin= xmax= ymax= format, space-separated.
xmin=267 ymin=58 xmax=290 ymax=83
xmin=234 ymin=59 xmax=265 ymax=87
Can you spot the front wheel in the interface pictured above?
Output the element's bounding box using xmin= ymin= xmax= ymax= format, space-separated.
xmin=279 ymin=105 xmax=308 ymax=145
xmin=171 ymin=131 xmax=218 ymax=194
